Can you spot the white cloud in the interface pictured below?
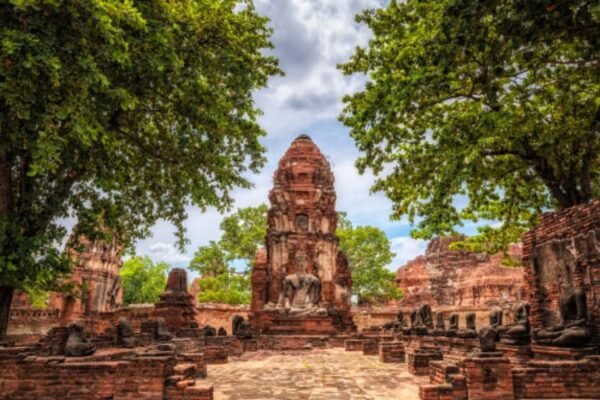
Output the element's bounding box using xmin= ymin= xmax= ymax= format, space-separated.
xmin=147 ymin=242 xmax=192 ymax=264
xmin=389 ymin=237 xmax=428 ymax=271
xmin=134 ymin=0 xmax=426 ymax=269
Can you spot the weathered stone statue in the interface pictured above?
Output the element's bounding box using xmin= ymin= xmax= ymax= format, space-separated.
xmin=419 ymin=304 xmax=434 ymax=334
xmin=232 ymin=315 xmax=253 ymax=339
xmin=457 ymin=313 xmax=477 ymax=338
xmin=218 ymin=327 xmax=227 ymax=336
xmin=479 ymin=326 xmax=497 ymax=352
xmin=277 ymin=251 xmax=327 ymax=317
xmin=401 ymin=311 xmax=413 ymax=335
xmin=489 ymin=307 xmax=503 ymax=329
xmin=410 ymin=308 xmax=427 ymax=336
xmin=156 ymin=317 xmax=173 ymax=341
xmin=117 ymin=317 xmax=137 ymax=348
xmin=432 ymin=313 xmax=446 ymax=336
xmin=166 ymin=268 xmax=188 ymax=292
xmin=446 ymin=313 xmax=459 ymax=337
xmin=200 ymin=325 xmax=217 ymax=337
xmin=534 ymin=287 xmax=590 ymax=347
xmin=395 ymin=311 xmax=408 ymax=333
xmin=498 ymin=301 xmax=530 ymax=345
xmin=488 ymin=307 xmax=503 ymax=341
xmin=64 ymin=321 xmax=96 ymax=357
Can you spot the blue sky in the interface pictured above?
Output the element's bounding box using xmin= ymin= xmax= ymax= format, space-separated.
xmin=134 ymin=0 xmax=431 ymax=272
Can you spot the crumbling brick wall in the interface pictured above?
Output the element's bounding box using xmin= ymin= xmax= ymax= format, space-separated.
xmin=521 ymin=199 xmax=600 ymax=348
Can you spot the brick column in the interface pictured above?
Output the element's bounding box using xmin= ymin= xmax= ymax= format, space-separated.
xmin=463 ymin=352 xmax=514 ymax=400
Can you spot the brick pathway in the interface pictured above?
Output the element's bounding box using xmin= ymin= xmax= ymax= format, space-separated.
xmin=206 ymin=348 xmax=427 ymax=400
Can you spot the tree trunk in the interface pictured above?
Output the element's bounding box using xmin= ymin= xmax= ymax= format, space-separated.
xmin=0 ymin=153 xmax=14 ymax=340
xmin=0 ymin=286 xmax=14 ymax=341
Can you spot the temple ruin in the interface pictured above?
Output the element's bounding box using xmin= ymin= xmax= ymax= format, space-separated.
xmin=250 ymin=134 xmax=354 ymax=334
xmin=1 ymin=137 xmax=599 ymax=400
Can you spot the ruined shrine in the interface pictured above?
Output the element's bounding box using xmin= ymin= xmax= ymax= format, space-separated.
xmin=250 ymin=134 xmax=354 ymax=334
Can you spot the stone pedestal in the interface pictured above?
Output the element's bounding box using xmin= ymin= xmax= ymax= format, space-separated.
xmin=531 ymin=344 xmax=595 ymax=360
xmin=154 ymin=269 xmax=197 ymax=334
xmin=266 ymin=316 xmax=337 ymax=335
xmin=345 ymin=339 xmax=364 ymax=352
xmin=463 ymin=352 xmax=514 ymax=400
xmin=329 ymin=335 xmax=351 ymax=348
xmin=379 ymin=341 xmax=405 ymax=363
xmin=408 ymin=347 xmax=443 ymax=376
xmin=242 ymin=339 xmax=258 ymax=352
xmin=362 ymin=339 xmax=379 ymax=355
xmin=496 ymin=343 xmax=531 ymax=367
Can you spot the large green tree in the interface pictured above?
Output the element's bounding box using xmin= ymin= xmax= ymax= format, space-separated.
xmin=340 ymin=0 xmax=599 ymax=252
xmin=337 ymin=213 xmax=400 ymax=305
xmin=120 ymin=256 xmax=168 ymax=305
xmin=0 ymin=0 xmax=280 ymax=338
xmin=189 ymin=204 xmax=266 ymax=304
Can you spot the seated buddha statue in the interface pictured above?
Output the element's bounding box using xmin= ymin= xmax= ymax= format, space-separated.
xmin=432 ymin=313 xmax=446 ymax=336
xmin=278 ymin=251 xmax=327 ymax=317
xmin=497 ymin=301 xmax=530 ymax=345
xmin=534 ymin=286 xmax=590 ymax=348
xmin=64 ymin=321 xmax=96 ymax=357
xmin=445 ymin=313 xmax=459 ymax=337
xmin=457 ymin=313 xmax=477 ymax=338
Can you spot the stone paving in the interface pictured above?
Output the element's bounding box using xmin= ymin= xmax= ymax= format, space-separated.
xmin=206 ymin=348 xmax=428 ymax=400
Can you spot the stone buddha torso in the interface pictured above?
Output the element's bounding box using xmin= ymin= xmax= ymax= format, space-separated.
xmin=278 ymin=251 xmax=327 ymax=317
xmin=534 ymin=286 xmax=590 ymax=347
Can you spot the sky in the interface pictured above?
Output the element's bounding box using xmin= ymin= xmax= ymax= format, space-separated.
xmin=134 ymin=0 xmax=430 ymax=273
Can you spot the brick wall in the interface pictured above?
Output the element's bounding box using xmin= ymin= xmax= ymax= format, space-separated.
xmin=512 ymin=356 xmax=600 ymax=399
xmin=0 ymin=349 xmax=175 ymax=400
xmin=521 ymin=199 xmax=600 ymax=348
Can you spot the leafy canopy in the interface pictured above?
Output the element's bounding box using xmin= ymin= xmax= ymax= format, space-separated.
xmin=196 ymin=273 xmax=251 ymax=305
xmin=340 ymin=0 xmax=599 ymax=252
xmin=0 ymin=0 xmax=280 ymax=290
xmin=336 ymin=213 xmax=401 ymax=305
xmin=188 ymin=204 xmax=267 ymax=304
xmin=189 ymin=204 xmax=267 ymax=276
xmin=120 ymin=256 xmax=168 ymax=305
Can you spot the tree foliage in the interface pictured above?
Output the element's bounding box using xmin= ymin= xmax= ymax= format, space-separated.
xmin=340 ymin=0 xmax=599 ymax=252
xmin=188 ymin=241 xmax=229 ymax=278
xmin=188 ymin=204 xmax=266 ymax=304
xmin=120 ymin=256 xmax=168 ymax=305
xmin=336 ymin=214 xmax=401 ymax=305
xmin=0 ymin=0 xmax=280 ymax=337
xmin=219 ymin=204 xmax=268 ymax=264
xmin=196 ymin=273 xmax=250 ymax=305
xmin=189 ymin=204 xmax=267 ymax=275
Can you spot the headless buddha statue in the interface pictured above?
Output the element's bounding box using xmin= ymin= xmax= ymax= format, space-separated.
xmin=278 ymin=251 xmax=327 ymax=317
xmin=65 ymin=321 xmax=96 ymax=357
xmin=534 ymin=286 xmax=590 ymax=347
xmin=457 ymin=313 xmax=477 ymax=338
xmin=432 ymin=313 xmax=446 ymax=336
xmin=446 ymin=313 xmax=459 ymax=337
xmin=498 ymin=302 xmax=530 ymax=345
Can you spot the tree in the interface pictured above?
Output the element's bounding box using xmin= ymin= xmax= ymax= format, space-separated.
xmin=340 ymin=0 xmax=599 ymax=253
xmin=196 ymin=273 xmax=251 ymax=305
xmin=0 ymin=0 xmax=280 ymax=338
xmin=189 ymin=204 xmax=266 ymax=304
xmin=219 ymin=203 xmax=268 ymax=266
xmin=120 ymin=256 xmax=168 ymax=305
xmin=188 ymin=241 xmax=229 ymax=278
xmin=337 ymin=214 xmax=401 ymax=305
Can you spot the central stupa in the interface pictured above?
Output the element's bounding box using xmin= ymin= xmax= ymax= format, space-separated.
xmin=250 ymin=135 xmax=354 ymax=334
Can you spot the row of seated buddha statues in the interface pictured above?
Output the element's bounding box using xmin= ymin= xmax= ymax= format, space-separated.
xmin=381 ymin=305 xmax=479 ymax=339
xmin=492 ymin=286 xmax=590 ymax=348
xmin=380 ymin=281 xmax=591 ymax=349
